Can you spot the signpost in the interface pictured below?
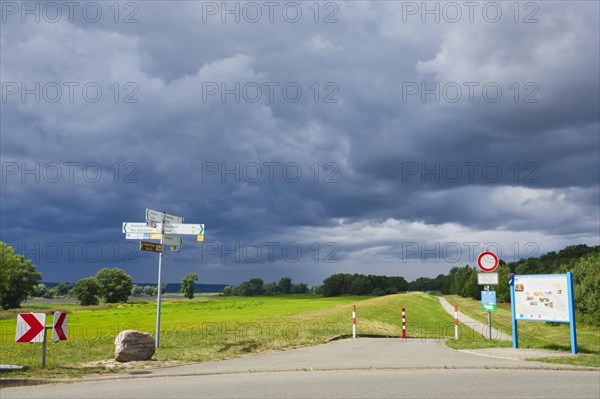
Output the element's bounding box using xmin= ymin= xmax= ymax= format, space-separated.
xmin=122 ymin=209 xmax=204 ymax=348
xmin=122 ymin=222 xmax=161 ymax=234
xmin=510 ymin=273 xmax=577 ymax=353
xmin=125 ymin=233 xmax=162 ymax=240
xmin=140 ymin=241 xmax=163 ymax=253
xmin=477 ymin=251 xmax=499 ymax=340
xmin=162 ymin=223 xmax=204 ymax=235
xmin=162 ymin=234 xmax=183 ymax=247
xmin=123 ymin=222 xmax=204 ymax=235
xmin=145 ymin=209 xmax=184 ymax=224
xmin=16 ymin=312 xmax=68 ymax=366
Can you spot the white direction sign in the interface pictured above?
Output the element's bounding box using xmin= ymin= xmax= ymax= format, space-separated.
xmin=146 ymin=209 xmax=184 ymax=224
xmin=162 ymin=223 xmax=204 ymax=235
xmin=124 ymin=222 xmax=203 ymax=235
xmin=162 ymin=234 xmax=183 ymax=247
xmin=122 ymin=222 xmax=161 ymax=234
xmin=125 ymin=233 xmax=162 ymax=240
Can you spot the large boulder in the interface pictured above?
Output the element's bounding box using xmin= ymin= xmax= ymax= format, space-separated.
xmin=114 ymin=330 xmax=156 ymax=362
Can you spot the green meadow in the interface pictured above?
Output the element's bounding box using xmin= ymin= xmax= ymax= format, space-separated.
xmin=0 ymin=293 xmax=456 ymax=377
xmin=1 ymin=293 xmax=597 ymax=378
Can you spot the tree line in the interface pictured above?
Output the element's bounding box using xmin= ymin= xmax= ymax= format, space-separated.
xmin=2 ymin=240 xmax=598 ymax=326
xmin=0 ymin=241 xmax=200 ymax=308
xmin=399 ymin=244 xmax=600 ymax=326
xmin=320 ymin=274 xmax=409 ymax=296
xmin=32 ymin=282 xmax=166 ymax=299
xmin=224 ymin=277 xmax=309 ymax=296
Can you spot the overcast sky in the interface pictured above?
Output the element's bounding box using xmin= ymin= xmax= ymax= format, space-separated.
xmin=1 ymin=1 xmax=599 ymax=285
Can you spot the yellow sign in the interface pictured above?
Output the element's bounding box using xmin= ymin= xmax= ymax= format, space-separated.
xmin=197 ymin=234 xmax=204 ymax=242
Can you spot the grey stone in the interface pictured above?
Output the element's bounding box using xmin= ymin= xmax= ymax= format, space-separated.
xmin=114 ymin=330 xmax=156 ymax=362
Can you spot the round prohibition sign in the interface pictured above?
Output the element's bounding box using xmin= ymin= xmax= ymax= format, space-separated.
xmin=477 ymin=251 xmax=499 ymax=272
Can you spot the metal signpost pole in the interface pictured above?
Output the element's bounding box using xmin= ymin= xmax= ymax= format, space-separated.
xmin=155 ymin=216 xmax=165 ymax=349
xmin=486 ymin=285 xmax=492 ymax=340
xmin=155 ymin=250 xmax=163 ymax=348
xmin=41 ymin=326 xmax=50 ymax=367
xmin=478 ymin=252 xmax=498 ymax=341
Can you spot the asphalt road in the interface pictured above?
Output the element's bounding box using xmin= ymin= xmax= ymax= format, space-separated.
xmin=3 ymin=369 xmax=599 ymax=399
xmin=2 ymin=339 xmax=598 ymax=398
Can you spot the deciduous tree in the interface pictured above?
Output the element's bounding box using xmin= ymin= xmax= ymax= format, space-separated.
xmin=0 ymin=242 xmax=41 ymax=309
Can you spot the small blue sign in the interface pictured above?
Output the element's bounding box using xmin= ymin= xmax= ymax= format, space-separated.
xmin=481 ymin=290 xmax=496 ymax=304
xmin=481 ymin=290 xmax=497 ymax=312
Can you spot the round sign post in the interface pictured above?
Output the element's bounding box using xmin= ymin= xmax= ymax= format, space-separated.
xmin=477 ymin=251 xmax=499 ymax=340
xmin=477 ymin=251 xmax=499 ymax=272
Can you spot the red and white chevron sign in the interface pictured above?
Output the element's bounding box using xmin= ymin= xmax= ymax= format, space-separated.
xmin=15 ymin=313 xmax=46 ymax=343
xmin=52 ymin=311 xmax=68 ymax=342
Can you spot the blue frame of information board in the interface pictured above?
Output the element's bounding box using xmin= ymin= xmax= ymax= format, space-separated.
xmin=509 ymin=272 xmax=577 ymax=354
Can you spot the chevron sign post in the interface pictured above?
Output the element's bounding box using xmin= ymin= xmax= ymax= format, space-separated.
xmin=15 ymin=312 xmax=68 ymax=366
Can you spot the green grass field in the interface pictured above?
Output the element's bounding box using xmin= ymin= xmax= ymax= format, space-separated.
xmin=0 ymin=293 xmax=457 ymax=378
xmin=1 ymin=293 xmax=597 ymax=378
xmin=443 ymin=295 xmax=600 ymax=367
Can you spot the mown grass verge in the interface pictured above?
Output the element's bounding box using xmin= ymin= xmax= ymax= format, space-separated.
xmin=443 ymin=295 xmax=600 ymax=367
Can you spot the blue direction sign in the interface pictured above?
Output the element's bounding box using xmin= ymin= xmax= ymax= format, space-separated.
xmin=481 ymin=290 xmax=497 ymax=312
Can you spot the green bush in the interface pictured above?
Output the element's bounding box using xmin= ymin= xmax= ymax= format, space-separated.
xmin=572 ymin=253 xmax=600 ymax=326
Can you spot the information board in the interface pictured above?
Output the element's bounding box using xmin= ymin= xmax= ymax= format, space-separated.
xmin=513 ymin=274 xmax=570 ymax=322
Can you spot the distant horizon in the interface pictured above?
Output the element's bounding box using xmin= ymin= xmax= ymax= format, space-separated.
xmin=34 ymin=242 xmax=599 ymax=287
xmin=40 ymin=281 xmax=231 ymax=287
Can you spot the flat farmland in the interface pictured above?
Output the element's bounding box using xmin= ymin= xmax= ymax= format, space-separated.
xmin=1 ymin=293 xmax=456 ymax=377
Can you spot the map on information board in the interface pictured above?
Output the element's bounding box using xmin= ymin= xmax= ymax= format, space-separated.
xmin=514 ymin=274 xmax=570 ymax=322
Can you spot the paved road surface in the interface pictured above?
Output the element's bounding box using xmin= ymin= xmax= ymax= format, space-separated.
xmin=438 ymin=296 xmax=512 ymax=341
xmin=2 ymin=339 xmax=597 ymax=398
xmin=3 ymin=369 xmax=599 ymax=399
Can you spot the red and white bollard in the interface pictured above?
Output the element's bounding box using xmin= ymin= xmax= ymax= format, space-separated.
xmin=352 ymin=304 xmax=357 ymax=338
xmin=454 ymin=305 xmax=459 ymax=339
xmin=402 ymin=307 xmax=407 ymax=339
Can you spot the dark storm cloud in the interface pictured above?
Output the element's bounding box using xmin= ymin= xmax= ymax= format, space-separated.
xmin=1 ymin=1 xmax=598 ymax=284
